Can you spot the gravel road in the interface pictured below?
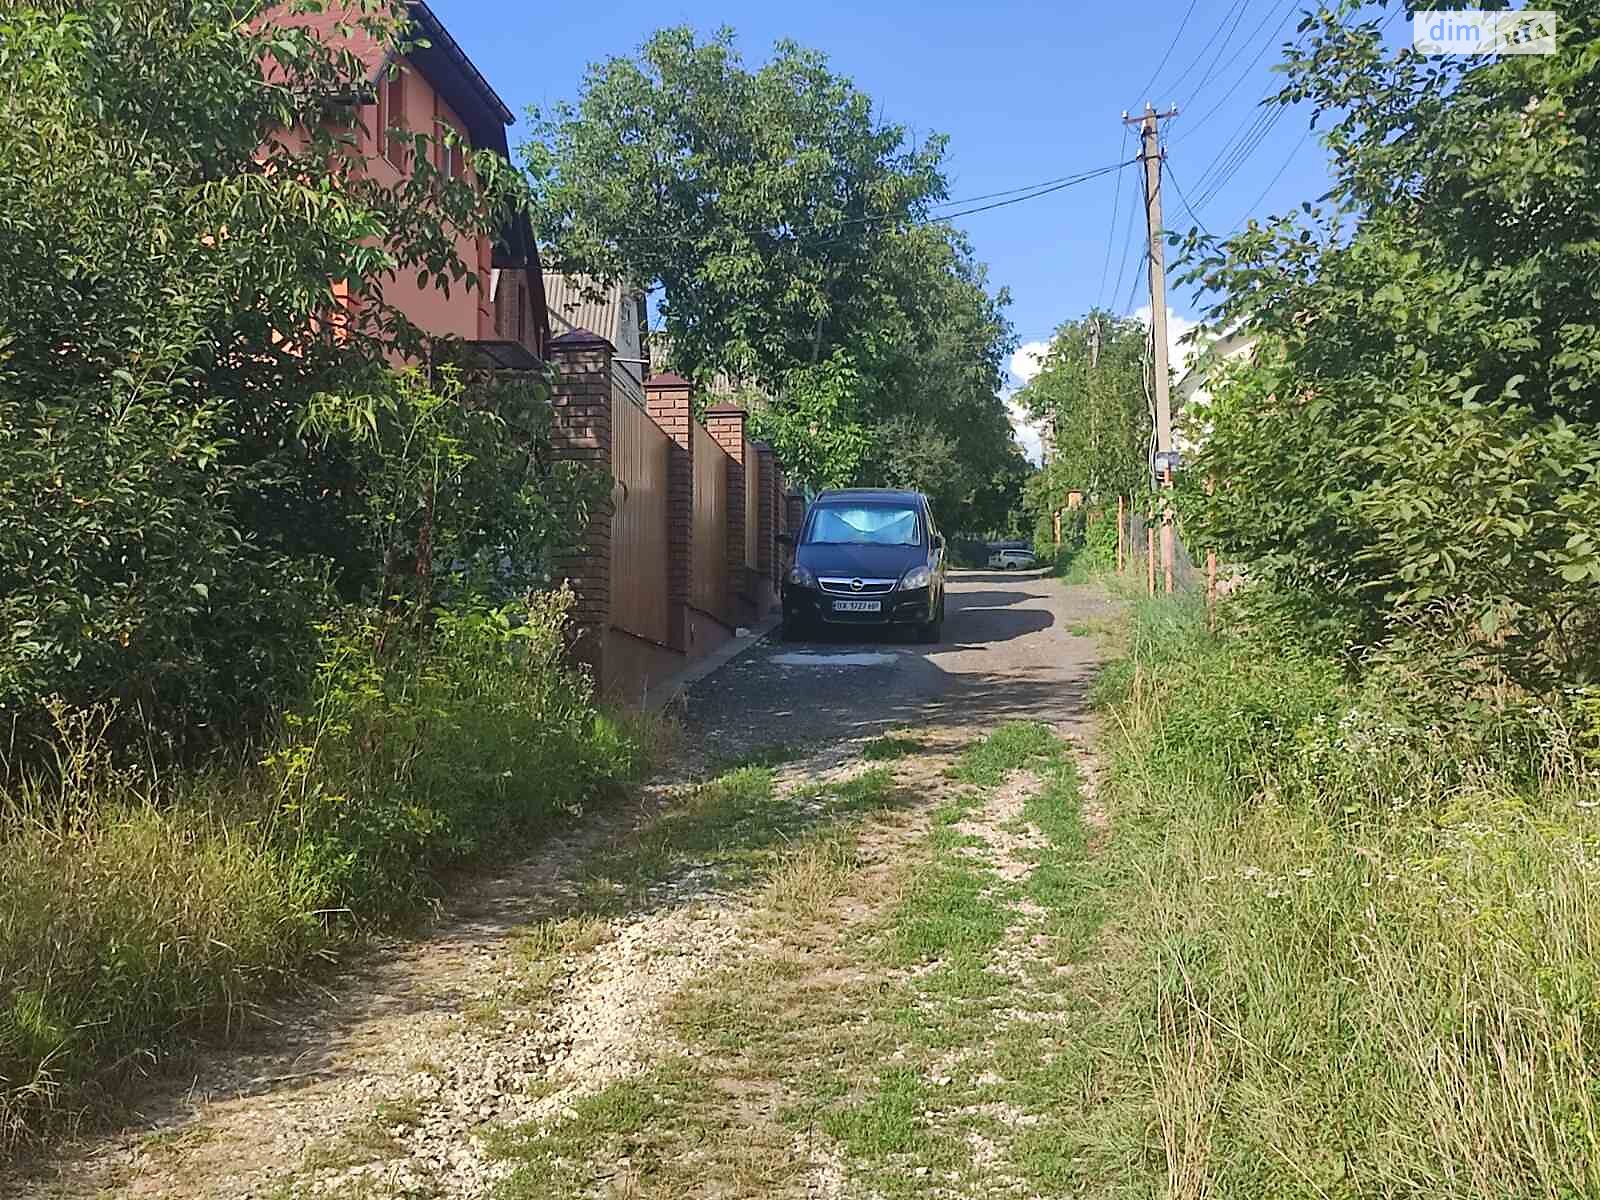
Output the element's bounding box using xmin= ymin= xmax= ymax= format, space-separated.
xmin=12 ymin=569 xmax=1117 ymax=1200
xmin=683 ymin=568 xmax=1114 ymax=757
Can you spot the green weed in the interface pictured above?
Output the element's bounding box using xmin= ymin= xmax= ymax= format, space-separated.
xmin=0 ymin=593 xmax=646 ymax=1154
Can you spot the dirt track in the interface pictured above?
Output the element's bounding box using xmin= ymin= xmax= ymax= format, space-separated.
xmin=13 ymin=571 xmax=1117 ymax=1200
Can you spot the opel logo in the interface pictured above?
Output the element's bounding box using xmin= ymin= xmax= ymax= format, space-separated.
xmin=850 ymin=578 xmax=864 ymax=592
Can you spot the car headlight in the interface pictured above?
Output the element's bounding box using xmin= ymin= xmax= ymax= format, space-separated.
xmin=899 ymin=565 xmax=932 ymax=590
xmin=787 ymin=565 xmax=816 ymax=588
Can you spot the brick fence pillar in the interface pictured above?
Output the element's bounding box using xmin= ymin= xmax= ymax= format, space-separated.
xmin=755 ymin=443 xmax=778 ymax=586
xmin=643 ymin=372 xmax=694 ymax=651
xmin=785 ymin=492 xmax=806 ymax=540
xmin=547 ymin=328 xmax=615 ymax=686
xmin=705 ymin=402 xmax=748 ymax=626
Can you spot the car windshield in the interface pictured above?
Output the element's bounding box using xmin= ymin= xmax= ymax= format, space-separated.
xmin=805 ymin=503 xmax=922 ymax=547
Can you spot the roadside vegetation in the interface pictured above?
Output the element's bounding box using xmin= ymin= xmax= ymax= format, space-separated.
xmin=1088 ymin=594 xmax=1600 ymax=1197
xmin=1098 ymin=17 xmax=1600 ymax=1188
xmin=0 ymin=1 xmax=627 ymax=1152
xmin=522 ymin=27 xmax=1030 ymax=526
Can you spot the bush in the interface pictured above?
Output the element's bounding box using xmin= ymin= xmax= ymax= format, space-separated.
xmin=1094 ymin=595 xmax=1600 ymax=1196
xmin=0 ymin=592 xmax=642 ymax=1152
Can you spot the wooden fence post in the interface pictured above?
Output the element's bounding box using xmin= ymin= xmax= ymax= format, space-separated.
xmin=1116 ymin=495 xmax=1126 ymax=572
xmin=1146 ymin=526 xmax=1156 ymax=598
xmin=1206 ymin=550 xmax=1218 ymax=630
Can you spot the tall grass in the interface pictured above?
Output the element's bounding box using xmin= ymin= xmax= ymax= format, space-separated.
xmin=1098 ymin=595 xmax=1600 ymax=1198
xmin=0 ymin=590 xmax=648 ymax=1155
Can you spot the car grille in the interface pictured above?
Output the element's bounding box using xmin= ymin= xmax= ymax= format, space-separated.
xmin=817 ymin=577 xmax=897 ymax=595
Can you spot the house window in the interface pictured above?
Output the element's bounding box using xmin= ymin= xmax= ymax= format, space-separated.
xmin=380 ymin=67 xmax=406 ymax=168
xmin=438 ymin=129 xmax=464 ymax=181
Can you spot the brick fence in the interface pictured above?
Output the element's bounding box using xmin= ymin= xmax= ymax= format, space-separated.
xmin=548 ymin=330 xmax=802 ymax=703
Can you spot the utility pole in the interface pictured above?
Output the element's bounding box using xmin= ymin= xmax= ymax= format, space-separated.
xmin=1086 ymin=316 xmax=1099 ymax=502
xmin=1124 ymin=102 xmax=1178 ymax=593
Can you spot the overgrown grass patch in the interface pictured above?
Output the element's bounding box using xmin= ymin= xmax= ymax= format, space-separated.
xmin=950 ymin=721 xmax=1063 ymax=787
xmin=1083 ymin=593 xmax=1600 ymax=1198
xmin=488 ymin=1064 xmax=709 ymax=1199
xmin=0 ymin=597 xmax=651 ymax=1155
xmin=579 ymin=764 xmax=904 ymax=914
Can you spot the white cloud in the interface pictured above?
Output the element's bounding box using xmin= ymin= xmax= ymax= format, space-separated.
xmin=1133 ymin=305 xmax=1205 ymax=379
xmin=1002 ymin=340 xmax=1050 ymax=465
xmin=1008 ymin=340 xmax=1051 ymax=386
xmin=1004 ymin=390 xmax=1045 ymax=465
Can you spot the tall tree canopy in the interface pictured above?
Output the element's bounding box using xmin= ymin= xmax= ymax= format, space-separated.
xmin=1181 ymin=1 xmax=1600 ymax=690
xmin=522 ymin=27 xmax=1026 ymax=526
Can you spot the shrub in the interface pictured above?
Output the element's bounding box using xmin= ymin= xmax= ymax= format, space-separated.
xmin=0 ymin=592 xmax=641 ymax=1152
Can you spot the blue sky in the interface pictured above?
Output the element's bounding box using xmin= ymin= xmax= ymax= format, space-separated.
xmin=433 ymin=0 xmax=1394 ymax=453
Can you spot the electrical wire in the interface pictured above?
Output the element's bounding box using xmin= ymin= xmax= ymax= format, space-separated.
xmin=1165 ymin=158 xmax=1215 ymax=238
xmin=585 ymin=158 xmax=1135 ymax=254
xmin=1192 ymin=103 xmax=1286 ymax=208
xmin=1123 ymin=248 xmax=1150 ymax=317
xmin=1108 ymin=166 xmax=1144 ymax=319
xmin=1097 ymin=127 xmax=1131 ymax=309
xmin=921 ymin=161 xmax=1129 ymax=224
xmin=1130 ymin=0 xmax=1200 ymax=108
xmin=1157 ymin=0 xmax=1252 ymax=105
xmin=1228 ymin=129 xmax=1309 ymax=231
xmin=1219 ymin=5 xmax=1404 ymax=231
xmin=1183 ymin=0 xmax=1254 ymax=106
xmin=1174 ymin=0 xmax=1300 ymax=139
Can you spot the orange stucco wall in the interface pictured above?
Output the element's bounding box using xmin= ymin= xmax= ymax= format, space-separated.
xmin=363 ymin=64 xmax=494 ymax=342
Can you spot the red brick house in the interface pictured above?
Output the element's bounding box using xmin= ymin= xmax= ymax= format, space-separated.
xmin=280 ymin=1 xmax=549 ymax=364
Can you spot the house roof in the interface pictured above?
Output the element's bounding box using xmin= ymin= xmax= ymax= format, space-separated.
xmin=403 ymin=1 xmax=513 ymax=154
xmin=544 ymin=274 xmax=640 ymax=344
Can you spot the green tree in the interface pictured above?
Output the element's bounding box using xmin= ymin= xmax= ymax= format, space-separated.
xmin=0 ymin=0 xmax=582 ymax=753
xmin=1181 ymin=2 xmax=1600 ymax=689
xmin=522 ymin=26 xmax=948 ymax=384
xmin=1018 ymin=311 xmax=1152 ymax=504
xmin=521 ymin=27 xmax=1025 ymax=527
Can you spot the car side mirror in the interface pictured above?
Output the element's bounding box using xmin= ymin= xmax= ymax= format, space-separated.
xmin=776 ymin=533 xmax=794 ymax=548
xmin=932 ymin=534 xmax=945 ymax=550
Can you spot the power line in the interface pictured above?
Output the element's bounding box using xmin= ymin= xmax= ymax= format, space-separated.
xmin=1183 ymin=0 xmax=1254 ymax=105
xmin=1130 ymin=0 xmax=1200 ymax=107
xmin=1123 ymin=248 xmax=1149 ymax=317
xmin=1097 ymin=127 xmax=1132 ymax=308
xmin=1229 ymin=130 xmax=1309 ymax=232
xmin=1159 ymin=0 xmax=1251 ymax=103
xmin=1175 ymin=0 xmax=1300 ymax=138
xmin=1220 ymin=6 xmax=1404 ymax=231
xmin=922 ymin=161 xmax=1129 ymax=224
xmin=1165 ymin=159 xmax=1215 ymax=238
xmin=1192 ymin=103 xmax=1286 ymax=208
xmin=1108 ymin=166 xmax=1144 ymax=318
xmin=583 ymin=158 xmax=1135 ymax=254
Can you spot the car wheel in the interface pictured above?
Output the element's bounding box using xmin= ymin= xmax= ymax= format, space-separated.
xmin=918 ymin=616 xmax=942 ymax=644
xmin=781 ymin=615 xmax=805 ymax=642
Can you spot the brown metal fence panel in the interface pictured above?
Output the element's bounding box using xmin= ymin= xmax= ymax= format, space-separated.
xmin=610 ymin=391 xmax=671 ymax=645
xmin=744 ymin=440 xmax=760 ymax=569
xmin=692 ymin=422 xmax=729 ymax=623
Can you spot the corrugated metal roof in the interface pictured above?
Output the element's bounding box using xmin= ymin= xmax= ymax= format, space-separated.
xmin=543 ymin=273 xmax=633 ymax=344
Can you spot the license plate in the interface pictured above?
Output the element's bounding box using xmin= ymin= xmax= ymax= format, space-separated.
xmin=833 ymin=599 xmax=881 ymax=613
